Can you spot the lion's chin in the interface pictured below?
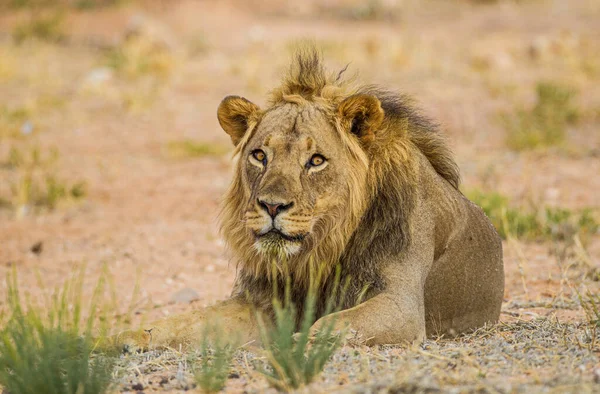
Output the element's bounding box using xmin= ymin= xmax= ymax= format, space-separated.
xmin=254 ymin=231 xmax=302 ymax=258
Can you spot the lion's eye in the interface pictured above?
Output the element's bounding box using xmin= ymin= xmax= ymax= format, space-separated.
xmin=309 ymin=154 xmax=326 ymax=167
xmin=252 ymin=149 xmax=266 ymax=163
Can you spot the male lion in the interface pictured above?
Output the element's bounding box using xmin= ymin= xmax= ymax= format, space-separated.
xmin=116 ymin=49 xmax=504 ymax=352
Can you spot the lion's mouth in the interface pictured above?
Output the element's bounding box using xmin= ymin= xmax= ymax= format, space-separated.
xmin=258 ymin=229 xmax=306 ymax=243
xmin=254 ymin=229 xmax=306 ymax=257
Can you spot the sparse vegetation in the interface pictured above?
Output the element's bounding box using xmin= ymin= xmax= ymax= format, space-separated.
xmin=13 ymin=11 xmax=66 ymax=43
xmin=105 ymin=36 xmax=176 ymax=80
xmin=1 ymin=146 xmax=87 ymax=216
xmin=257 ymin=274 xmax=345 ymax=391
xmin=579 ymin=290 xmax=600 ymax=328
xmin=194 ymin=322 xmax=238 ymax=393
xmin=466 ymin=189 xmax=598 ymax=240
xmin=503 ymin=82 xmax=579 ymax=151
xmin=166 ymin=140 xmax=228 ymax=159
xmin=0 ymin=105 xmax=32 ymax=139
xmin=0 ymin=270 xmax=116 ymax=394
xmin=107 ymin=316 xmax=600 ymax=393
xmin=321 ymin=0 xmax=401 ymax=21
xmin=5 ymin=0 xmax=121 ymax=10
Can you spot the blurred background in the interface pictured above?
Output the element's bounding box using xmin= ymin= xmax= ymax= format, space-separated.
xmin=0 ymin=0 xmax=598 ymax=326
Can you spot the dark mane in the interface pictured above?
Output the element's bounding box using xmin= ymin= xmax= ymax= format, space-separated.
xmin=360 ymin=86 xmax=461 ymax=189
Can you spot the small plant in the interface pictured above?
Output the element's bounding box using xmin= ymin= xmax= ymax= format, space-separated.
xmin=166 ymin=140 xmax=228 ymax=159
xmin=1 ymin=146 xmax=86 ymax=216
xmin=194 ymin=322 xmax=238 ymax=393
xmin=13 ymin=11 xmax=66 ymax=44
xmin=323 ymin=0 xmax=400 ymax=21
xmin=257 ymin=269 xmax=345 ymax=391
xmin=467 ymin=189 xmax=538 ymax=239
xmin=0 ymin=105 xmax=32 ymax=139
xmin=504 ymin=82 xmax=579 ymax=151
xmin=0 ymin=270 xmax=116 ymax=394
xmin=466 ymin=189 xmax=598 ymax=240
xmin=105 ymin=36 xmax=175 ymax=80
xmin=579 ymin=291 xmax=599 ymax=328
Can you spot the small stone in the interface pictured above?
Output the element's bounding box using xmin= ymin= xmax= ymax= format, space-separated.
xmin=30 ymin=241 xmax=43 ymax=255
xmin=83 ymin=67 xmax=113 ymax=87
xmin=131 ymin=382 xmax=144 ymax=390
xmin=170 ymin=287 xmax=200 ymax=304
xmin=21 ymin=121 xmax=33 ymax=135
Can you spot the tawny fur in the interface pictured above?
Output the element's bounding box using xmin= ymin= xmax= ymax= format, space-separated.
xmin=111 ymin=48 xmax=503 ymax=352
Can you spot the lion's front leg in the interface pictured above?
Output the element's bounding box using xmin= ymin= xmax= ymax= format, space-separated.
xmin=311 ymin=291 xmax=426 ymax=346
xmin=109 ymin=296 xmax=261 ymax=353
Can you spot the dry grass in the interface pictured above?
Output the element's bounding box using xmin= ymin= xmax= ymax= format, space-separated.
xmin=503 ymin=82 xmax=580 ymax=151
xmin=111 ymin=317 xmax=599 ymax=393
xmin=0 ymin=105 xmax=32 ymax=139
xmin=0 ymin=146 xmax=86 ymax=217
xmin=105 ymin=36 xmax=177 ymax=80
xmin=4 ymin=0 xmax=121 ymax=10
xmin=12 ymin=11 xmax=66 ymax=43
xmin=165 ymin=140 xmax=228 ymax=159
xmin=0 ymin=269 xmax=116 ymax=394
xmin=466 ymin=189 xmax=598 ymax=241
xmin=194 ymin=322 xmax=239 ymax=393
xmin=110 ymin=264 xmax=600 ymax=392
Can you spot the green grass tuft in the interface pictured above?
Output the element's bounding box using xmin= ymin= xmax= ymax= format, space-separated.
xmin=504 ymin=82 xmax=579 ymax=151
xmin=166 ymin=140 xmax=228 ymax=158
xmin=466 ymin=189 xmax=598 ymax=240
xmin=13 ymin=11 xmax=66 ymax=44
xmin=0 ymin=105 xmax=32 ymax=139
xmin=576 ymin=289 xmax=599 ymax=328
xmin=1 ymin=146 xmax=87 ymax=216
xmin=0 ymin=270 xmax=115 ymax=394
xmin=105 ymin=36 xmax=176 ymax=80
xmin=194 ymin=322 xmax=237 ymax=393
xmin=257 ymin=270 xmax=345 ymax=391
xmin=5 ymin=0 xmax=121 ymax=10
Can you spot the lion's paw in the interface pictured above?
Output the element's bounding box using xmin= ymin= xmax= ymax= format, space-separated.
xmin=115 ymin=329 xmax=153 ymax=354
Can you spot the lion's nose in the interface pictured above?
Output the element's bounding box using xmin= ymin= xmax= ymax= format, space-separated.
xmin=258 ymin=199 xmax=293 ymax=218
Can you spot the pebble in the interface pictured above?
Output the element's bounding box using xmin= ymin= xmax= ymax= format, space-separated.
xmin=30 ymin=241 xmax=43 ymax=255
xmin=83 ymin=67 xmax=113 ymax=87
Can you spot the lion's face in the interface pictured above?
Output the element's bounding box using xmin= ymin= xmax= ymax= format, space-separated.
xmin=218 ymin=93 xmax=384 ymax=260
xmin=240 ymin=103 xmax=354 ymax=257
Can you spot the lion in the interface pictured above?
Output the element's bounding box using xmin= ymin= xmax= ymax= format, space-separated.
xmin=114 ymin=48 xmax=504 ymax=352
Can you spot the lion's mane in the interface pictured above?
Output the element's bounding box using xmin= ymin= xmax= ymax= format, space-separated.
xmin=220 ymin=48 xmax=460 ymax=312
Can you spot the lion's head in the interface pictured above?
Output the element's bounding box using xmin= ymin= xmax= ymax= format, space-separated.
xmin=218 ymin=49 xmax=459 ymax=287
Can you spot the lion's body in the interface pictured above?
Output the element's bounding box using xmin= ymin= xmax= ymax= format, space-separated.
xmin=114 ymin=49 xmax=504 ymax=352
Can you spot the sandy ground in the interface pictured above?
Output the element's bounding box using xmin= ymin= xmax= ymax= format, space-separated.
xmin=0 ymin=0 xmax=599 ymax=392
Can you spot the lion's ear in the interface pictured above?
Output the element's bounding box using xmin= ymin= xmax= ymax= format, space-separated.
xmin=217 ymin=96 xmax=261 ymax=146
xmin=337 ymin=94 xmax=384 ymax=144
